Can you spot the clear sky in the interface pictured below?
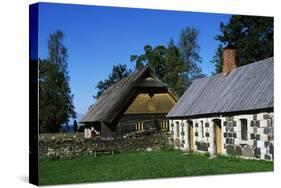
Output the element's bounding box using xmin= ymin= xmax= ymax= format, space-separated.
xmin=38 ymin=2 xmax=231 ymax=118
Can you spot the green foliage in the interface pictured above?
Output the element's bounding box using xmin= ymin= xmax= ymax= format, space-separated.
xmin=39 ymin=30 xmax=76 ymax=133
xmin=212 ymin=15 xmax=273 ymax=74
xmin=94 ymin=64 xmax=132 ymax=99
xmin=39 ymin=150 xmax=273 ymax=185
xmin=179 ymin=27 xmax=205 ymax=85
xmin=130 ymin=27 xmax=205 ymax=97
xmin=211 ymin=44 xmax=224 ymax=74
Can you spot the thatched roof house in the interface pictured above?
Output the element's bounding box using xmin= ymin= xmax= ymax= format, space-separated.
xmin=81 ymin=66 xmax=177 ymax=138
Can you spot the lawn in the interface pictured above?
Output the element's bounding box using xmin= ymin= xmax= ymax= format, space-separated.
xmin=39 ymin=149 xmax=273 ymax=185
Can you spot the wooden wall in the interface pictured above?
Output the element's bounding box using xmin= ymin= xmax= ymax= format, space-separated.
xmin=125 ymin=93 xmax=176 ymax=114
xmin=117 ymin=114 xmax=169 ymax=136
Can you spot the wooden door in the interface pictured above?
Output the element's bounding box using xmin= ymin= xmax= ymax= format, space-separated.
xmin=213 ymin=120 xmax=222 ymax=154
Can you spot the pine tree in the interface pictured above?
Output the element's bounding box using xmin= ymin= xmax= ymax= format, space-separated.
xmin=212 ymin=15 xmax=273 ymax=74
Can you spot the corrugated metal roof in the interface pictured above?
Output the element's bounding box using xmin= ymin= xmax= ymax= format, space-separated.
xmin=167 ymin=57 xmax=273 ymax=118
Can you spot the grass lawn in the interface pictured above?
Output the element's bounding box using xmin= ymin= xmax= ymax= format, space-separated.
xmin=39 ymin=150 xmax=273 ymax=185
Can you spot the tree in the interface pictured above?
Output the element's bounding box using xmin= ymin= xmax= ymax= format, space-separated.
xmin=164 ymin=39 xmax=187 ymax=96
xmin=178 ymin=27 xmax=205 ymax=87
xmin=130 ymin=26 xmax=205 ymax=97
xmin=39 ymin=30 xmax=76 ymax=133
xmin=130 ymin=45 xmax=167 ymax=78
xmin=211 ymin=44 xmax=224 ymax=74
xmin=212 ymin=15 xmax=273 ymax=73
xmin=94 ymin=64 xmax=132 ymax=99
xmin=73 ymin=120 xmax=78 ymax=133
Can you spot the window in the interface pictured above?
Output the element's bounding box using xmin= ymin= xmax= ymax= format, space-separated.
xmin=160 ymin=120 xmax=168 ymax=130
xmin=176 ymin=122 xmax=180 ymax=137
xmin=201 ymin=121 xmax=204 ymax=138
xmin=241 ymin=119 xmax=248 ymax=140
xmin=135 ymin=122 xmax=144 ymax=132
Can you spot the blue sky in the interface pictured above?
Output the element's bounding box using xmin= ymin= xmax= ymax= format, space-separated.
xmin=38 ymin=3 xmax=231 ymax=117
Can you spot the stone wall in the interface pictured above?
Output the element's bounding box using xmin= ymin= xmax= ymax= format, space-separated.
xmin=39 ymin=130 xmax=169 ymax=158
xmin=169 ymin=111 xmax=274 ymax=160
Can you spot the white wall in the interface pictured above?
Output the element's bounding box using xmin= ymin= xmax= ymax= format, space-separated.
xmin=169 ymin=112 xmax=274 ymax=160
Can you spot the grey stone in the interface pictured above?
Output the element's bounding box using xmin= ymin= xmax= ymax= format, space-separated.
xmin=226 ymin=145 xmax=235 ymax=155
xmin=250 ymin=134 xmax=255 ymax=139
xmin=223 ymin=133 xmax=227 ymax=138
xmin=256 ymin=134 xmax=260 ymax=140
xmin=234 ymin=145 xmax=242 ymax=156
xmin=253 ymin=140 xmax=257 ymax=147
xmin=264 ymin=141 xmax=269 ymax=147
xmin=264 ymin=127 xmax=272 ymax=135
xmin=250 ymin=120 xmax=256 ymax=127
xmin=226 ymin=138 xmax=229 ymax=144
xmin=254 ymin=147 xmax=261 ymax=158
xmin=223 ymin=121 xmax=227 ymax=126
xmin=268 ymin=135 xmax=273 ymax=141
xmin=196 ymin=142 xmax=208 ymax=151
xmin=256 ymin=121 xmax=260 ymax=128
xmin=205 ymin=122 xmax=209 ymax=128
xmin=263 ymin=114 xmax=270 ymax=119
xmin=264 ymin=154 xmax=271 ymax=160
xmin=242 ymin=145 xmax=255 ymax=157
xmin=267 ymin=119 xmax=272 ymax=127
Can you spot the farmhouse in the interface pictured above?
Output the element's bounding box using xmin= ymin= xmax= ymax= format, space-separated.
xmin=81 ymin=66 xmax=177 ymax=138
xmin=167 ymin=49 xmax=274 ymax=160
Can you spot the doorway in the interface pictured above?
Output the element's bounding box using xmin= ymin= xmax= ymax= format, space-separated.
xmin=187 ymin=121 xmax=194 ymax=151
xmin=213 ymin=119 xmax=222 ymax=154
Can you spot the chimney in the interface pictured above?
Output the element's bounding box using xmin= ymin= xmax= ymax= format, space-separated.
xmin=223 ymin=48 xmax=236 ymax=76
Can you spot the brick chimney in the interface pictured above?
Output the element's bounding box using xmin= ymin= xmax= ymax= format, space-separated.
xmin=223 ymin=48 xmax=236 ymax=76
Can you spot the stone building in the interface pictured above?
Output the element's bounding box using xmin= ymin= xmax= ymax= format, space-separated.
xmin=167 ymin=49 xmax=273 ymax=160
xmin=81 ymin=66 xmax=177 ymax=138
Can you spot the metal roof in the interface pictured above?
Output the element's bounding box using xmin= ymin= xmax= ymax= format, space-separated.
xmin=167 ymin=57 xmax=273 ymax=118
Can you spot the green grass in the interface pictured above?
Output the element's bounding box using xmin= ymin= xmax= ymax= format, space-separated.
xmin=39 ymin=150 xmax=273 ymax=185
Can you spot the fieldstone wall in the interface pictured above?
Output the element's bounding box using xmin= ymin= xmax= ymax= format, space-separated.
xmin=39 ymin=130 xmax=169 ymax=158
xmin=169 ymin=111 xmax=274 ymax=160
xmin=223 ymin=113 xmax=274 ymax=160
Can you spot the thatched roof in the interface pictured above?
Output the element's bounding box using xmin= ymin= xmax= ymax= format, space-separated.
xmin=167 ymin=57 xmax=273 ymax=118
xmin=81 ymin=66 xmax=177 ymax=123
